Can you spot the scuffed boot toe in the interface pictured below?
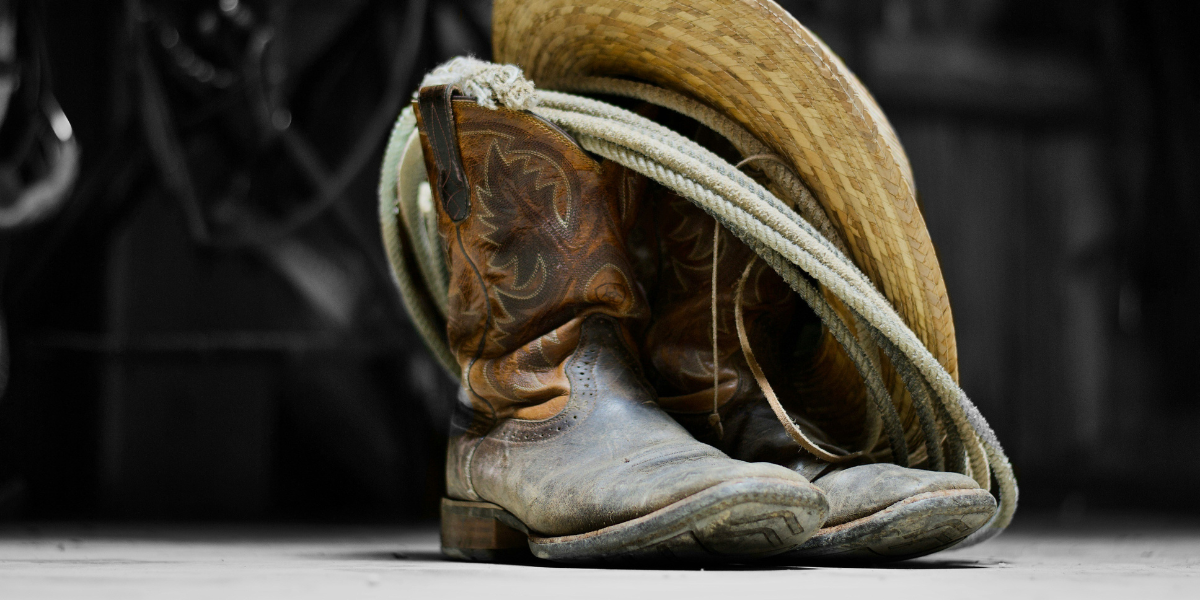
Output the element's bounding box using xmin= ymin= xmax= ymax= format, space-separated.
xmin=815 ymin=463 xmax=983 ymax=526
xmin=780 ymin=463 xmax=996 ymax=563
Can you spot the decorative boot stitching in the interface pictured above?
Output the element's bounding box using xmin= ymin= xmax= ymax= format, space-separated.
xmin=456 ymin=222 xmax=499 ymax=423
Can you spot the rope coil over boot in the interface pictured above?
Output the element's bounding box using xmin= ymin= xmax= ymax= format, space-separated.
xmin=383 ymin=57 xmax=1018 ymax=559
xmin=412 ymin=83 xmax=828 ymax=563
xmin=643 ymin=192 xmax=997 ymax=562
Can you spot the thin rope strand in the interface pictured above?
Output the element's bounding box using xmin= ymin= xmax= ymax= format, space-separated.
xmin=708 ymin=221 xmax=724 ymax=438
xmin=735 ymin=258 xmax=863 ymax=463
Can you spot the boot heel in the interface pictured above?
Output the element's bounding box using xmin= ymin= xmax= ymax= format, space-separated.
xmin=440 ymin=498 xmax=531 ymax=561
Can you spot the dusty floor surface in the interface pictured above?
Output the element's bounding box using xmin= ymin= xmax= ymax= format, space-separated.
xmin=0 ymin=516 xmax=1197 ymax=599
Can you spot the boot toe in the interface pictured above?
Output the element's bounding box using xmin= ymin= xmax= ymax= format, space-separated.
xmin=815 ymin=463 xmax=981 ymax=526
xmin=514 ymin=442 xmax=825 ymax=536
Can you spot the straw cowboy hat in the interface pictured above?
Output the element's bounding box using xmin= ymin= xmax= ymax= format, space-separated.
xmin=493 ymin=0 xmax=959 ymax=443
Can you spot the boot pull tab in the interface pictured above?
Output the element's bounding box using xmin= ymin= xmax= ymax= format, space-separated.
xmin=418 ymin=85 xmax=471 ymax=222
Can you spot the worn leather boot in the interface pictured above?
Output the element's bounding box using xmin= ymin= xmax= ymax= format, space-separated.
xmin=413 ymin=86 xmax=828 ymax=563
xmin=643 ymin=191 xmax=996 ymax=562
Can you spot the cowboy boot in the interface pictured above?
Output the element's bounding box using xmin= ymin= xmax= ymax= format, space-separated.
xmin=413 ymin=86 xmax=827 ymax=564
xmin=643 ymin=190 xmax=996 ymax=562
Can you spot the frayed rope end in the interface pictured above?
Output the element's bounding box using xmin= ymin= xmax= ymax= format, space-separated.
xmin=418 ymin=56 xmax=537 ymax=111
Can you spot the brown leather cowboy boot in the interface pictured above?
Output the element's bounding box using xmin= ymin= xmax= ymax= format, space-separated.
xmin=643 ymin=190 xmax=997 ymax=562
xmin=413 ymin=86 xmax=828 ymax=563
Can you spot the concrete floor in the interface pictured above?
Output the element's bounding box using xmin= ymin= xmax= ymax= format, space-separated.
xmin=0 ymin=517 xmax=1197 ymax=599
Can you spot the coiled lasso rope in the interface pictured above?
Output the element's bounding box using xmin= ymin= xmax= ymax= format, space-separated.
xmin=378 ymin=58 xmax=1017 ymax=546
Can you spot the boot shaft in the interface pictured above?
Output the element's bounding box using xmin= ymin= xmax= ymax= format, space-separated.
xmin=643 ymin=189 xmax=794 ymax=412
xmin=642 ymin=186 xmax=873 ymax=450
xmin=415 ymin=85 xmax=648 ymax=422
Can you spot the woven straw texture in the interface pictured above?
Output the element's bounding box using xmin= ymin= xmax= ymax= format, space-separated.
xmin=493 ymin=0 xmax=960 ymax=384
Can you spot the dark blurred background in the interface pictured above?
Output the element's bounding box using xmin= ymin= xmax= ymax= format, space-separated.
xmin=0 ymin=0 xmax=1195 ymax=523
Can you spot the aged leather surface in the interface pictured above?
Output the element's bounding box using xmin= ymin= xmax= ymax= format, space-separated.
xmin=811 ymin=463 xmax=982 ymax=527
xmin=671 ymin=391 xmax=841 ymax=483
xmin=641 ymin=188 xmax=986 ymax=527
xmin=417 ymin=96 xmax=822 ymax=537
xmin=452 ymin=314 xmax=819 ymax=536
xmin=643 ymin=190 xmax=794 ymax=414
xmin=420 ymin=97 xmax=646 ymax=423
xmin=670 ymin=392 xmax=981 ymax=526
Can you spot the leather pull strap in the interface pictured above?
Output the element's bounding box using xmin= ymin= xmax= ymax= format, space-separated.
xmin=418 ymin=85 xmax=471 ymax=222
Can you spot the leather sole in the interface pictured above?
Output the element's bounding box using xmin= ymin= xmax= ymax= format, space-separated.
xmin=775 ymin=488 xmax=997 ymax=564
xmin=441 ymin=477 xmax=826 ymax=564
